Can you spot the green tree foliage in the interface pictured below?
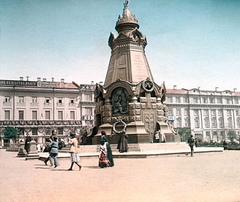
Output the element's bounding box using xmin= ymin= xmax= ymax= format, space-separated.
xmin=177 ymin=128 xmax=191 ymax=142
xmin=227 ymin=130 xmax=237 ymax=143
xmin=4 ymin=127 xmax=18 ymax=140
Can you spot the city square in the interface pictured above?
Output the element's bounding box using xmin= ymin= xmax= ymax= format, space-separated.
xmin=1 ymin=149 xmax=240 ymax=202
xmin=1 ymin=1 xmax=240 ymax=202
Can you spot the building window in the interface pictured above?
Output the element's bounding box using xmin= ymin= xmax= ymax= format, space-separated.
xmin=45 ymin=98 xmax=50 ymax=104
xmin=176 ymin=117 xmax=182 ymax=127
xmin=168 ymin=97 xmax=173 ymax=103
xmin=203 ymin=97 xmax=208 ymax=103
xmin=85 ymin=107 xmax=92 ymax=116
xmin=70 ymin=99 xmax=74 ymax=104
xmin=32 ymin=128 xmax=38 ymax=136
xmin=19 ymin=110 xmax=24 ymax=120
xmin=218 ymin=117 xmax=224 ymax=128
xmin=83 ymin=93 xmax=92 ymax=101
xmin=45 ymin=111 xmax=50 ymax=120
xmin=4 ymin=96 xmax=10 ymax=103
xmin=211 ymin=110 xmax=216 ymax=117
xmin=216 ymin=97 xmax=222 ymax=104
xmin=168 ymin=108 xmax=173 ymax=116
xmin=184 ymin=117 xmax=189 ymax=127
xmin=70 ymin=111 xmax=75 ymax=120
xmin=193 ymin=110 xmax=199 ymax=117
xmin=176 ymin=97 xmax=181 ymax=103
xmin=204 ymin=117 xmax=210 ymax=128
xmin=58 ymin=128 xmax=63 ymax=135
xmin=210 ymin=98 xmax=215 ymax=104
xmin=32 ymin=111 xmax=37 ymax=120
xmin=5 ymin=110 xmax=10 ymax=120
xmin=32 ymin=97 xmax=37 ymax=103
xmin=218 ymin=110 xmax=223 ymax=117
xmin=203 ymin=110 xmax=208 ymax=116
xmin=193 ymin=97 xmax=199 ymax=103
xmin=226 ymin=110 xmax=231 ymax=117
xmin=227 ymin=117 xmax=233 ymax=128
xmin=234 ymin=98 xmax=238 ymax=104
xmin=236 ymin=109 xmax=240 ymax=116
xmin=183 ymin=97 xmax=188 ymax=103
xmin=237 ymin=117 xmax=240 ymax=129
xmin=58 ymin=111 xmax=63 ymax=120
xmin=226 ymin=98 xmax=231 ymax=104
xmin=194 ymin=117 xmax=200 ymax=128
xmin=18 ymin=96 xmax=24 ymax=103
xmin=211 ymin=117 xmax=217 ymax=128
xmin=176 ymin=108 xmax=181 ymax=116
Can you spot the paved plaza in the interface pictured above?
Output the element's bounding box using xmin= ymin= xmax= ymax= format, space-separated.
xmin=0 ymin=149 xmax=240 ymax=202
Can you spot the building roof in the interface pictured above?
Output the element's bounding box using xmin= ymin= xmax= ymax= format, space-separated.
xmin=0 ymin=79 xmax=79 ymax=89
xmin=166 ymin=88 xmax=240 ymax=97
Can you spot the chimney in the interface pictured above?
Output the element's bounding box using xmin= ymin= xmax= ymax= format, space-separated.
xmin=19 ymin=77 xmax=23 ymax=81
xmin=43 ymin=78 xmax=47 ymax=81
xmin=173 ymin=85 xmax=177 ymax=89
xmin=91 ymin=81 xmax=94 ymax=85
xmin=37 ymin=77 xmax=41 ymax=82
xmin=215 ymin=87 xmax=219 ymax=91
xmin=26 ymin=76 xmax=29 ymax=81
xmin=52 ymin=77 xmax=54 ymax=82
xmin=233 ymin=88 xmax=237 ymax=92
xmin=61 ymin=78 xmax=64 ymax=83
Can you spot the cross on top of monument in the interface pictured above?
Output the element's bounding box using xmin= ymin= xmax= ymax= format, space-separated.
xmin=124 ymin=0 xmax=129 ymax=8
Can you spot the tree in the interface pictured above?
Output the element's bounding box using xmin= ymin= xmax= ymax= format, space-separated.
xmin=4 ymin=127 xmax=18 ymax=142
xmin=177 ymin=128 xmax=191 ymax=142
xmin=227 ymin=130 xmax=237 ymax=143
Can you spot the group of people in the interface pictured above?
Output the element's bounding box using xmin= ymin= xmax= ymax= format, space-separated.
xmin=44 ymin=131 xmax=81 ymax=170
xmin=42 ymin=130 xmax=114 ymax=170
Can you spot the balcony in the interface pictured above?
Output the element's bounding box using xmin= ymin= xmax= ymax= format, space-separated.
xmin=0 ymin=120 xmax=82 ymax=127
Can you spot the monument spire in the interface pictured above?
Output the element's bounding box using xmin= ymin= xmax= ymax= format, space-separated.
xmin=104 ymin=1 xmax=153 ymax=86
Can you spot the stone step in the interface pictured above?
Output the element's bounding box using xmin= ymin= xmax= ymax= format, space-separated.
xmin=60 ymin=143 xmax=189 ymax=153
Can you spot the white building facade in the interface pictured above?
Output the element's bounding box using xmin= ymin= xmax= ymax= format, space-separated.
xmin=166 ymin=88 xmax=240 ymax=142
xmin=0 ymin=79 xmax=95 ymax=146
xmin=1 ymin=78 xmax=240 ymax=145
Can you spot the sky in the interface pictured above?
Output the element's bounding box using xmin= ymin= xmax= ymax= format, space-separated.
xmin=0 ymin=0 xmax=240 ymax=91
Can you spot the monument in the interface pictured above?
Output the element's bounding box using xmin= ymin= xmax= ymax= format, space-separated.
xmin=94 ymin=1 xmax=178 ymax=144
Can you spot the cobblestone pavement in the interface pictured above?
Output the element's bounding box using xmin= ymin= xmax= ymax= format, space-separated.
xmin=0 ymin=149 xmax=240 ymax=202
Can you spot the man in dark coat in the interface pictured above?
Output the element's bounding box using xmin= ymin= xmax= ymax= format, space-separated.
xmin=187 ymin=135 xmax=195 ymax=157
xmin=24 ymin=135 xmax=32 ymax=154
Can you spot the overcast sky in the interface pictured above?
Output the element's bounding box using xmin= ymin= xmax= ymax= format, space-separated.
xmin=0 ymin=0 xmax=240 ymax=91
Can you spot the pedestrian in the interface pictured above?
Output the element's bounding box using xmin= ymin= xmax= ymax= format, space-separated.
xmin=100 ymin=131 xmax=114 ymax=167
xmin=68 ymin=133 xmax=81 ymax=171
xmin=24 ymin=135 xmax=32 ymax=154
xmin=187 ymin=135 xmax=195 ymax=157
xmin=44 ymin=131 xmax=55 ymax=166
xmin=155 ymin=130 xmax=160 ymax=143
xmin=49 ymin=136 xmax=59 ymax=168
xmin=117 ymin=131 xmax=128 ymax=153
xmin=98 ymin=139 xmax=110 ymax=168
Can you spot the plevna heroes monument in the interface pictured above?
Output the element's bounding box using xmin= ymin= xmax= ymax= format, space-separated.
xmin=94 ymin=1 xmax=177 ymax=143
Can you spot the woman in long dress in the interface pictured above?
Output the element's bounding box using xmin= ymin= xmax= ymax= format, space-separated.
xmin=100 ymin=131 xmax=114 ymax=167
xmin=98 ymin=139 xmax=110 ymax=168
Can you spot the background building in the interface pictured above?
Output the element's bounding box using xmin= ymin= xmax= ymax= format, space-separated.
xmin=0 ymin=78 xmax=95 ymax=146
xmin=166 ymin=87 xmax=240 ymax=142
xmin=1 ymin=77 xmax=239 ymax=146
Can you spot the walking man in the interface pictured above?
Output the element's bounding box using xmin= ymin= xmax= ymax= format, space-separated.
xmin=187 ymin=135 xmax=195 ymax=157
